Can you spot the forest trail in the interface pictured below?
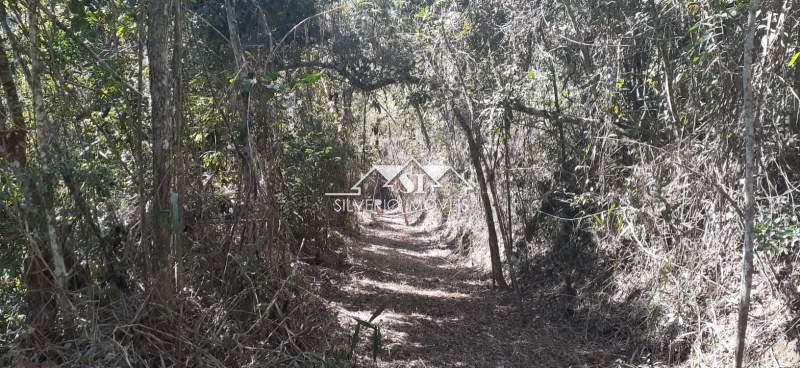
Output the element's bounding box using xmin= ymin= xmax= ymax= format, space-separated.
xmin=322 ymin=212 xmax=611 ymax=368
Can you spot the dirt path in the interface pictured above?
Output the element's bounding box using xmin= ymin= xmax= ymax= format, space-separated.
xmin=322 ymin=213 xmax=612 ymax=368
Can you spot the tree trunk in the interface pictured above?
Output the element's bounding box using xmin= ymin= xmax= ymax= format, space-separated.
xmin=548 ymin=64 xmax=566 ymax=174
xmin=734 ymin=0 xmax=760 ymax=366
xmin=0 ymin=24 xmax=57 ymax=339
xmin=454 ymin=109 xmax=508 ymax=289
xmin=224 ymin=0 xmax=259 ymax=251
xmin=487 ymin=169 xmax=509 ymax=250
xmin=134 ymin=0 xmax=148 ymax=279
xmin=0 ymin=34 xmax=25 ymax=167
xmin=342 ymin=87 xmax=355 ymax=128
xmin=26 ymin=2 xmax=76 ymax=329
xmin=503 ymin=108 xmax=515 ymax=289
xmin=172 ymin=0 xmax=185 ymax=293
xmin=147 ymin=0 xmax=175 ymax=304
xmin=414 ymin=105 xmax=432 ymax=152
xmin=485 ymin=162 xmax=512 ymax=281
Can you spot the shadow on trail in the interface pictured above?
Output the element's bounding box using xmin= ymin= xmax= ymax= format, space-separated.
xmin=322 ymin=213 xmax=656 ymax=367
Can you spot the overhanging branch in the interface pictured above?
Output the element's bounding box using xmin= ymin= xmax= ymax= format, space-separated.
xmin=503 ymin=98 xmax=596 ymax=125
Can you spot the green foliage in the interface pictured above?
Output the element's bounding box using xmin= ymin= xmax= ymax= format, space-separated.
xmin=755 ymin=222 xmax=800 ymax=256
xmin=0 ymin=273 xmax=25 ymax=333
xmin=592 ymin=200 xmax=625 ymax=235
xmin=1 ymin=0 xmax=795 ymax=364
xmin=278 ymin=103 xmax=354 ymax=243
xmin=686 ymin=2 xmax=701 ymax=16
xmin=67 ymin=0 xmax=90 ymax=30
xmin=0 ymin=172 xmax=25 ymax=335
xmin=415 ymin=6 xmax=431 ymax=21
xmin=789 ymin=50 xmax=800 ymax=68
xmin=458 ymin=18 xmax=473 ymax=38
xmin=288 ymin=72 xmax=323 ymax=89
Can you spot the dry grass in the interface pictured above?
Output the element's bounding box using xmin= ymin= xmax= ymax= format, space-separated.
xmin=1 ymin=233 xmax=347 ymax=367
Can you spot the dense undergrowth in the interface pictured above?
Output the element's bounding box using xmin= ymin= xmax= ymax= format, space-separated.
xmin=1 ymin=0 xmax=799 ymax=366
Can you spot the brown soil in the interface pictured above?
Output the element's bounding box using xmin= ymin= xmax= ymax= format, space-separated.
xmin=321 ymin=213 xmax=624 ymax=368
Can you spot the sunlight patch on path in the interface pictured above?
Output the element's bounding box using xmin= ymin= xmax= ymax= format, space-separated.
xmin=361 ymin=243 xmax=453 ymax=261
xmin=392 ymin=246 xmax=450 ymax=259
xmin=354 ymin=278 xmax=471 ymax=299
xmin=331 ymin=303 xmax=411 ymax=344
xmin=328 ymin=214 xmax=580 ymax=367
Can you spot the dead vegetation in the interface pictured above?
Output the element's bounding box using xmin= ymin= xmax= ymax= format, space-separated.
xmin=1 ymin=0 xmax=799 ymax=366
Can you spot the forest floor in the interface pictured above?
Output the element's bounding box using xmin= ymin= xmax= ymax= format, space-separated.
xmin=320 ymin=212 xmax=629 ymax=368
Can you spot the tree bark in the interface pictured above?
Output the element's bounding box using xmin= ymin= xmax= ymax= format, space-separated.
xmin=28 ymin=0 xmax=70 ymax=311
xmin=224 ymin=0 xmax=245 ymax=70
xmin=563 ymin=0 xmax=593 ymax=73
xmin=134 ymin=0 xmax=148 ymax=277
xmin=147 ymin=0 xmax=175 ymax=304
xmin=454 ymin=109 xmax=508 ymax=289
xmin=484 ymin=156 xmax=512 ymax=285
xmin=734 ymin=0 xmax=760 ymax=366
xmin=548 ymin=64 xmax=566 ymax=175
xmin=0 ymin=34 xmax=25 ymax=167
xmin=224 ymin=0 xmax=258 ymax=250
xmin=173 ymin=0 xmax=185 ymax=293
xmin=0 ymin=18 xmax=57 ymax=338
xmin=414 ymin=105 xmax=432 ymax=152
xmin=503 ymin=108 xmax=515 ymax=289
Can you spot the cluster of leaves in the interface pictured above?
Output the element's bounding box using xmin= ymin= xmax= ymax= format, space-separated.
xmin=0 ymin=172 xmax=25 ymax=334
xmin=755 ymin=217 xmax=800 ymax=256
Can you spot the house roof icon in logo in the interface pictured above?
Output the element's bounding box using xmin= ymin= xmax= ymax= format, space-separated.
xmin=325 ymin=158 xmax=473 ymax=196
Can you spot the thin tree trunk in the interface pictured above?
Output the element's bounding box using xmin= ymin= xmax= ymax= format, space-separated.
xmin=172 ymin=0 xmax=185 ymax=293
xmin=0 ymin=23 xmax=56 ymax=338
xmin=414 ymin=105 xmax=432 ymax=152
xmin=0 ymin=33 xmax=24 ymax=167
xmin=134 ymin=0 xmax=147 ymax=269
xmin=361 ymin=95 xmax=368 ymax=169
xmin=485 ymin=162 xmax=511 ymax=273
xmin=648 ymin=1 xmax=680 ymax=134
xmin=548 ymin=64 xmax=566 ymax=175
xmin=173 ymin=0 xmax=185 ymax=356
xmin=224 ymin=0 xmax=245 ymax=70
xmin=454 ymin=109 xmax=508 ymax=289
xmin=734 ymin=0 xmax=760 ymax=366
xmin=342 ymin=87 xmax=355 ymax=128
xmin=147 ymin=0 xmax=175 ymax=305
xmin=224 ymin=0 xmax=258 ymax=250
xmin=564 ymin=0 xmax=593 ymax=73
xmin=487 ymin=171 xmax=509 ymax=247
xmin=28 ymin=0 xmax=70 ymax=312
xmin=503 ymin=108 xmax=515 ymax=289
